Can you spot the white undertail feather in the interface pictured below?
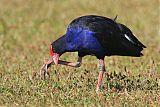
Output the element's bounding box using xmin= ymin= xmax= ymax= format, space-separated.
xmin=124 ymin=34 xmax=132 ymax=42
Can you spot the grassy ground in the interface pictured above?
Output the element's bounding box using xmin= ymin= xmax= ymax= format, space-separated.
xmin=0 ymin=0 xmax=160 ymax=106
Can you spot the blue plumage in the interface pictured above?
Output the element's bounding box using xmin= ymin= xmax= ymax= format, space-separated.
xmin=51 ymin=15 xmax=146 ymax=59
xmin=66 ymin=26 xmax=104 ymax=58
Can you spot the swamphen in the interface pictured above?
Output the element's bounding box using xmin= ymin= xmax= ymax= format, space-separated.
xmin=40 ymin=15 xmax=146 ymax=92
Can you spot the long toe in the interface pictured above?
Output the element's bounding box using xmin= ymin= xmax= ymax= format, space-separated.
xmin=44 ymin=64 xmax=48 ymax=79
xmin=40 ymin=64 xmax=45 ymax=79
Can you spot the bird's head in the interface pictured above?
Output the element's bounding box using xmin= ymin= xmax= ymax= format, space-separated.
xmin=50 ymin=45 xmax=59 ymax=65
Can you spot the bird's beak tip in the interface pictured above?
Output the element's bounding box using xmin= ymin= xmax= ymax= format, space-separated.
xmin=52 ymin=54 xmax=59 ymax=65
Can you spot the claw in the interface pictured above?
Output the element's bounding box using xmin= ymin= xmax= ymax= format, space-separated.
xmin=44 ymin=64 xmax=48 ymax=79
xmin=40 ymin=64 xmax=45 ymax=79
xmin=40 ymin=58 xmax=53 ymax=79
xmin=39 ymin=64 xmax=48 ymax=79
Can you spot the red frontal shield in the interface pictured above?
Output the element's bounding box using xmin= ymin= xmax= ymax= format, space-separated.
xmin=50 ymin=45 xmax=59 ymax=65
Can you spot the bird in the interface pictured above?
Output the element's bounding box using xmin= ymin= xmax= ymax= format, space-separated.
xmin=40 ymin=15 xmax=146 ymax=92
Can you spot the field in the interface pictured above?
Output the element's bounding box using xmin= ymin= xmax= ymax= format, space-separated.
xmin=0 ymin=0 xmax=160 ymax=106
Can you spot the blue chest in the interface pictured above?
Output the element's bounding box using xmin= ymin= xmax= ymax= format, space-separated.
xmin=65 ymin=27 xmax=105 ymax=56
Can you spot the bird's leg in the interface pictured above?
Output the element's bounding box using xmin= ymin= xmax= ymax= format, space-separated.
xmin=40 ymin=57 xmax=82 ymax=79
xmin=96 ymin=59 xmax=105 ymax=93
xmin=40 ymin=58 xmax=53 ymax=79
xmin=58 ymin=57 xmax=82 ymax=67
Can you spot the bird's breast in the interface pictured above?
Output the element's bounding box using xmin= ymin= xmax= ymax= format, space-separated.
xmin=65 ymin=27 xmax=105 ymax=56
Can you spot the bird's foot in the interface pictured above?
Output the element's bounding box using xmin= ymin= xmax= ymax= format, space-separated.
xmin=39 ymin=58 xmax=52 ymax=79
xmin=39 ymin=64 xmax=48 ymax=79
xmin=96 ymin=86 xmax=100 ymax=93
xmin=40 ymin=64 xmax=50 ymax=80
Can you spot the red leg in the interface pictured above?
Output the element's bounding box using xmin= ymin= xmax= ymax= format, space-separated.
xmin=40 ymin=57 xmax=82 ymax=79
xmin=58 ymin=57 xmax=82 ymax=67
xmin=96 ymin=59 xmax=105 ymax=93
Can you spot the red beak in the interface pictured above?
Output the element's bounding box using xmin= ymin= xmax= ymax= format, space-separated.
xmin=52 ymin=53 xmax=59 ymax=65
xmin=50 ymin=45 xmax=59 ymax=65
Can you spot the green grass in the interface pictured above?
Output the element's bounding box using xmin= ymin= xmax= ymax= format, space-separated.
xmin=0 ymin=0 xmax=160 ymax=106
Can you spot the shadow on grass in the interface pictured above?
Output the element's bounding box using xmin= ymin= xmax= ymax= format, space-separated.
xmin=103 ymin=71 xmax=159 ymax=92
xmin=33 ymin=68 xmax=159 ymax=93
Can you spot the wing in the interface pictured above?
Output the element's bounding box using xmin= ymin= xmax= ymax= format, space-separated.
xmin=69 ymin=15 xmax=120 ymax=32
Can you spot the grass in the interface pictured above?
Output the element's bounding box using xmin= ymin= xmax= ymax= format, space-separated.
xmin=0 ymin=0 xmax=160 ymax=106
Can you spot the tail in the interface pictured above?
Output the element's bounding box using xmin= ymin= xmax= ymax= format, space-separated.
xmin=121 ymin=34 xmax=146 ymax=57
xmin=120 ymin=24 xmax=146 ymax=48
xmin=118 ymin=23 xmax=146 ymax=56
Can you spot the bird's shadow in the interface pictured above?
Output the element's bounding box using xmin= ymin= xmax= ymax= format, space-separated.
xmin=102 ymin=71 xmax=159 ymax=92
xmin=32 ymin=68 xmax=159 ymax=92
